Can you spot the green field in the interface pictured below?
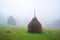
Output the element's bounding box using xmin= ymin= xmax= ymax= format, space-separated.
xmin=0 ymin=25 xmax=60 ymax=40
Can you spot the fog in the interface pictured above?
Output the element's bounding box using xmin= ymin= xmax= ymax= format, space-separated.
xmin=0 ymin=0 xmax=60 ymax=27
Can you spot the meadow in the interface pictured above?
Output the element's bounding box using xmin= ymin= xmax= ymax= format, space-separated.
xmin=0 ymin=25 xmax=60 ymax=40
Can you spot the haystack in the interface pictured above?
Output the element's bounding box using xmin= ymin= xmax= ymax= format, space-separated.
xmin=28 ymin=10 xmax=42 ymax=33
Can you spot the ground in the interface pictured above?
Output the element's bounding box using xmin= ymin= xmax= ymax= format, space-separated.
xmin=0 ymin=25 xmax=60 ymax=40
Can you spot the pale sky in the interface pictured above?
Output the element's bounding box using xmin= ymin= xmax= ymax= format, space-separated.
xmin=0 ymin=0 xmax=60 ymax=26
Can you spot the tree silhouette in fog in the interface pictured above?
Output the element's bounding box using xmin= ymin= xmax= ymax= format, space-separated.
xmin=7 ymin=16 xmax=16 ymax=25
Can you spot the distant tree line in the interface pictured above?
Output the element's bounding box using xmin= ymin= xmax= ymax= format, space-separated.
xmin=0 ymin=15 xmax=16 ymax=25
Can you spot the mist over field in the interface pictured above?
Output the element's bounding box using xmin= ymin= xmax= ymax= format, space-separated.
xmin=0 ymin=0 xmax=60 ymax=40
xmin=0 ymin=0 xmax=60 ymax=28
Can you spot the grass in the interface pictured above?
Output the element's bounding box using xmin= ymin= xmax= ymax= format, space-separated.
xmin=0 ymin=25 xmax=60 ymax=40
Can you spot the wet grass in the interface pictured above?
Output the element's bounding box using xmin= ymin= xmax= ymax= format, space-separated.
xmin=0 ymin=25 xmax=60 ymax=40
